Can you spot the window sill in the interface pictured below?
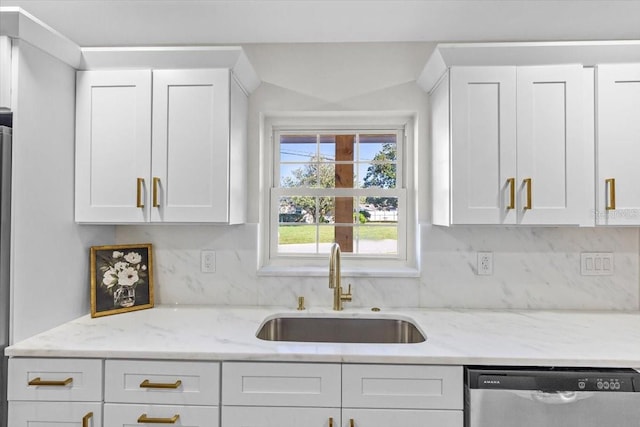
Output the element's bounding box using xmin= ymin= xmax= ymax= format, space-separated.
xmin=257 ymin=264 xmax=420 ymax=278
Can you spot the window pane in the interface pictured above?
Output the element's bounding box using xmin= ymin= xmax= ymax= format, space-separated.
xmin=319 ymin=135 xmax=336 ymax=161
xmin=358 ymin=163 xmax=396 ymax=189
xmin=362 ymin=196 xmax=398 ymax=217
xmin=359 ymin=134 xmax=396 ymax=162
xmin=357 ymin=225 xmax=398 ymax=255
xmin=280 ymin=134 xmax=316 ymax=162
xmin=278 ymin=224 xmax=316 ymax=253
xmin=279 ymin=196 xmax=317 ymax=223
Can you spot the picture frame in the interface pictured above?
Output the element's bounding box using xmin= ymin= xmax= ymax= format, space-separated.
xmin=90 ymin=243 xmax=154 ymax=318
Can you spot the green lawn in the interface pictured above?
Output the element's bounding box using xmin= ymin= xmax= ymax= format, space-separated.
xmin=278 ymin=224 xmax=397 ymax=244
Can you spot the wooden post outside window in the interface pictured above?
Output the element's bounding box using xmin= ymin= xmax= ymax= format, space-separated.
xmin=335 ymin=135 xmax=354 ymax=252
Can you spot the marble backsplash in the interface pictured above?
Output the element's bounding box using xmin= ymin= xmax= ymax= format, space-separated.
xmin=115 ymin=225 xmax=639 ymax=311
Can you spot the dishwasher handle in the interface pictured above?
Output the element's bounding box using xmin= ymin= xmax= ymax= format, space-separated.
xmin=516 ymin=390 xmax=595 ymax=405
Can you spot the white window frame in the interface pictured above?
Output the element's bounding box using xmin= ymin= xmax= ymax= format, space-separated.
xmin=258 ymin=112 xmax=419 ymax=277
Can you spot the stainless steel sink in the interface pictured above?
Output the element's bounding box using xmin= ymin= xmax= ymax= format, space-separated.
xmin=256 ymin=316 xmax=426 ymax=344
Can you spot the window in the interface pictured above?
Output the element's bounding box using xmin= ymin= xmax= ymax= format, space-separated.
xmin=260 ymin=114 xmax=418 ymax=276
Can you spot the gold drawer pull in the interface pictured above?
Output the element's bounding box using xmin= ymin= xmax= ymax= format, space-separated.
xmin=350 ymin=419 xmax=355 ymax=427
xmin=507 ymin=177 xmax=515 ymax=210
xmin=523 ymin=178 xmax=532 ymax=210
xmin=82 ymin=412 xmax=93 ymax=427
xmin=137 ymin=414 xmax=180 ymax=424
xmin=28 ymin=377 xmax=73 ymax=387
xmin=329 ymin=417 xmax=333 ymax=427
xmin=137 ymin=177 xmax=145 ymax=208
xmin=140 ymin=379 xmax=182 ymax=389
xmin=606 ymin=178 xmax=616 ymax=210
xmin=152 ymin=177 xmax=161 ymax=208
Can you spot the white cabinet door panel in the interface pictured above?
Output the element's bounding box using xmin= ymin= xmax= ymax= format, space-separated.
xmin=222 ymin=362 xmax=341 ymax=407
xmin=517 ymin=65 xmax=584 ymax=225
xmin=450 ymin=66 xmax=517 ymax=224
xmin=151 ymin=69 xmax=230 ymax=222
xmin=104 ymin=403 xmax=218 ymax=427
xmin=342 ymin=364 xmax=463 ymax=410
xmin=75 ymin=70 xmax=152 ymax=223
xmin=9 ymin=401 xmax=102 ymax=427
xmin=8 ymin=358 xmax=103 ymax=402
xmin=597 ymin=64 xmax=640 ymax=225
xmin=222 ymin=406 xmax=338 ymax=427
xmin=342 ymin=408 xmax=462 ymax=427
xmin=105 ymin=359 xmax=220 ymax=405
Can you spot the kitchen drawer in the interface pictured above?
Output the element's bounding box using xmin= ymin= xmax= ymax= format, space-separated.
xmin=343 ymin=408 xmax=463 ymax=427
xmin=8 ymin=358 xmax=103 ymax=401
xmin=104 ymin=403 xmax=218 ymax=427
xmin=9 ymin=401 xmax=103 ymax=426
xmin=223 ymin=406 xmax=339 ymax=427
xmin=342 ymin=364 xmax=463 ymax=410
xmin=222 ymin=362 xmax=341 ymax=407
xmin=105 ymin=359 xmax=220 ymax=405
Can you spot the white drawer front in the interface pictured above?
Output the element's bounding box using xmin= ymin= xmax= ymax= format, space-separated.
xmin=222 ymin=362 xmax=341 ymax=407
xmin=342 ymin=364 xmax=463 ymax=410
xmin=9 ymin=401 xmax=103 ymax=426
xmin=8 ymin=358 xmax=103 ymax=401
xmin=343 ymin=408 xmax=463 ymax=427
xmin=104 ymin=403 xmax=218 ymax=427
xmin=105 ymin=359 xmax=220 ymax=405
xmin=223 ymin=406 xmax=339 ymax=427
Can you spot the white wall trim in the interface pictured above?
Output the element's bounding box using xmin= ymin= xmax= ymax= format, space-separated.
xmin=0 ymin=7 xmax=81 ymax=68
xmin=79 ymin=46 xmax=261 ymax=94
xmin=419 ymin=40 xmax=640 ymax=92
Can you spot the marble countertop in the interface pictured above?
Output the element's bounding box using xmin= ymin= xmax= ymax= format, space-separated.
xmin=6 ymin=305 xmax=640 ymax=367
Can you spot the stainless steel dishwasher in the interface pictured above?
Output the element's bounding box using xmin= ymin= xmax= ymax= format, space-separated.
xmin=466 ymin=366 xmax=640 ymax=427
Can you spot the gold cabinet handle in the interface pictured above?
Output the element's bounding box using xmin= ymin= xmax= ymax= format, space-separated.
xmin=137 ymin=414 xmax=180 ymax=424
xmin=140 ymin=379 xmax=182 ymax=389
xmin=523 ymin=178 xmax=532 ymax=210
xmin=329 ymin=417 xmax=333 ymax=427
xmin=82 ymin=412 xmax=93 ymax=427
xmin=152 ymin=177 xmax=160 ymax=208
xmin=606 ymin=178 xmax=616 ymax=210
xmin=507 ymin=177 xmax=515 ymax=210
xmin=350 ymin=419 xmax=355 ymax=427
xmin=136 ymin=177 xmax=145 ymax=208
xmin=28 ymin=377 xmax=73 ymax=386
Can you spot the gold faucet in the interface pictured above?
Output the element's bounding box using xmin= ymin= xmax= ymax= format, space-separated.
xmin=329 ymin=242 xmax=352 ymax=311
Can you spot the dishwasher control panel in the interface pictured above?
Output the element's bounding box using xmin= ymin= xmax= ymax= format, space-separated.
xmin=468 ymin=367 xmax=640 ymax=392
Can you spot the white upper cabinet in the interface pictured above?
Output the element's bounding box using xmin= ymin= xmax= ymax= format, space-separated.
xmin=75 ymin=68 xmax=248 ymax=223
xmin=449 ymin=66 xmax=517 ymax=225
xmin=596 ymin=64 xmax=640 ymax=225
xmin=75 ymin=70 xmax=152 ymax=223
xmin=434 ymin=64 xmax=589 ymax=225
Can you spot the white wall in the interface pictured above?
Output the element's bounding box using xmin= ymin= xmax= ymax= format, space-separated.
xmin=10 ymin=40 xmax=114 ymax=342
xmin=116 ymin=43 xmax=640 ymax=311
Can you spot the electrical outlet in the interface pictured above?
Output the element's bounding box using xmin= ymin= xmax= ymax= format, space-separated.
xmin=477 ymin=252 xmax=493 ymax=276
xmin=201 ymin=250 xmax=216 ymax=273
xmin=581 ymin=252 xmax=613 ymax=276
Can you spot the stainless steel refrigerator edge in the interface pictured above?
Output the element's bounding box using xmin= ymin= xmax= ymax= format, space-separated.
xmin=0 ymin=125 xmax=11 ymax=427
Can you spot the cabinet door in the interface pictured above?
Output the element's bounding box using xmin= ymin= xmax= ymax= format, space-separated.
xmin=151 ymin=69 xmax=231 ymax=222
xmin=597 ymin=64 xmax=640 ymax=225
xmin=342 ymin=409 xmax=462 ymax=427
xmin=517 ymin=65 xmax=585 ymax=225
xmin=450 ymin=67 xmax=517 ymax=224
xmin=104 ymin=403 xmax=218 ymax=427
xmin=75 ymin=70 xmax=152 ymax=223
xmin=223 ymin=406 xmax=338 ymax=427
xmin=9 ymin=401 xmax=102 ymax=426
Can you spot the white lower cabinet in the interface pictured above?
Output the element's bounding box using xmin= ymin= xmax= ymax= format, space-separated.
xmin=343 ymin=409 xmax=463 ymax=427
xmin=104 ymin=403 xmax=218 ymax=426
xmin=223 ymin=406 xmax=338 ymax=427
xmin=221 ymin=362 xmax=463 ymax=427
xmin=103 ymin=360 xmax=220 ymax=426
xmin=10 ymin=401 xmax=102 ymax=426
xmin=7 ymin=358 xmax=103 ymax=426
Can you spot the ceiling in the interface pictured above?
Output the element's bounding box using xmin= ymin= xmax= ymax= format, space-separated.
xmin=2 ymin=0 xmax=640 ymax=47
